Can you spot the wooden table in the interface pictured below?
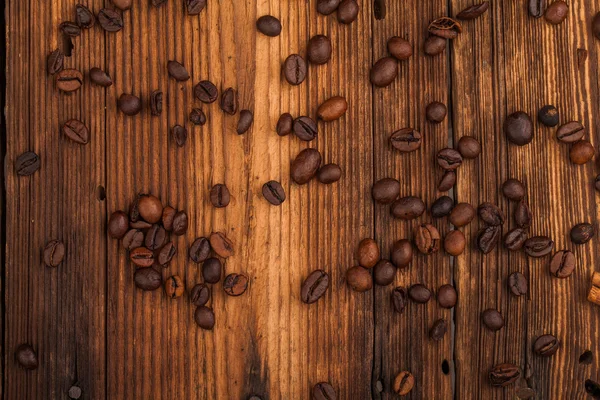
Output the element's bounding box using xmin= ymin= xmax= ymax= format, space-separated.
xmin=5 ymin=1 xmax=600 ymax=398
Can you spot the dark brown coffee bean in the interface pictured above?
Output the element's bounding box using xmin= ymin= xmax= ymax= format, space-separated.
xmin=186 ymin=0 xmax=207 ymax=15
xmin=444 ymin=230 xmax=466 ymax=256
xmin=538 ymin=105 xmax=559 ymax=127
xmin=190 ymin=108 xmax=206 ymax=126
xmin=189 ymin=238 xmax=211 ymax=263
xmin=118 ymin=93 xmax=141 ymax=116
xmin=478 ymin=202 xmax=504 ymax=226
xmin=482 ymin=308 xmax=504 ymax=331
xmin=98 ymin=9 xmax=123 ymax=32
xmin=172 ymin=125 xmax=188 ymax=147
xmin=477 ymin=226 xmax=501 ymax=254
xmin=392 ymin=286 xmax=408 ymax=313
xmin=194 ymin=306 xmax=215 ymax=329
xmin=389 ymin=239 xmax=411 ymax=269
xmin=544 ymin=1 xmax=568 ymax=24
xmin=209 ymin=231 xmax=234 ymax=258
xmin=150 ymin=90 xmax=163 ymax=116
xmin=437 ymin=284 xmax=457 ymax=308
xmin=60 ymin=21 xmax=81 ymax=37
xmin=15 ymin=344 xmax=38 ymax=370
xmin=113 ymin=0 xmax=133 ymax=10
xmin=202 ymin=257 xmax=222 ymax=284
xmin=533 ymin=334 xmax=560 ymax=356
xmin=293 ymin=116 xmax=318 ymax=141
xmin=291 ymin=148 xmax=321 ymax=184
xmin=504 ymin=228 xmax=528 ymax=251
xmin=44 ymin=240 xmax=65 ymax=267
xmin=387 ymin=36 xmax=412 ymax=60
xmin=515 ymin=201 xmax=532 ymax=228
xmin=301 ymin=270 xmax=329 ymax=304
xmin=356 ymin=238 xmax=380 ymax=268
xmin=237 ymin=110 xmax=254 ymax=134
xmin=508 ymin=272 xmax=528 ymax=296
xmin=431 ymin=195 xmax=454 ymax=218
xmin=134 ymin=267 xmax=161 ymax=290
xmin=76 ymin=4 xmax=95 ymax=28
xmin=337 ymin=0 xmax=359 ymax=23
xmin=390 ymin=128 xmax=422 ymax=152
xmin=210 ymin=184 xmax=230 ymax=208
xmin=276 ymin=113 xmax=293 ymax=136
xmin=219 ymin=88 xmax=238 ymax=115
xmin=256 ymin=15 xmax=282 ymax=37
xmin=424 ymin=36 xmax=447 ymax=56
xmin=56 ymin=69 xmax=83 ymax=92
xmin=426 ymin=101 xmax=447 ymax=123
xmin=437 ymin=148 xmax=463 ymax=170
xmin=89 ymin=68 xmax=112 ymax=87
xmin=529 ymin=0 xmax=546 ymax=18
xmin=165 ymin=275 xmax=184 ymax=298
xmin=171 ymin=211 xmax=188 ymax=236
xmin=456 ymin=2 xmax=489 ymax=20
xmin=489 ymin=363 xmax=520 ymax=387
xmin=570 ymin=140 xmax=595 ymax=165
xmin=556 ymin=121 xmax=584 ymax=143
xmin=312 ymin=382 xmax=336 ymax=400
xmin=571 ymin=223 xmax=595 ymax=244
xmin=372 ymin=178 xmax=400 ymax=204
xmin=393 ymin=371 xmax=414 ymax=395
xmin=283 ymin=54 xmax=307 ymax=85
xmin=130 ymin=220 xmax=152 ymax=230
xmin=158 ymin=242 xmax=176 ymax=266
xmin=317 ymin=0 xmax=341 ymax=15
xmin=62 ymin=119 xmax=89 ymax=144
xmin=47 ymin=49 xmax=64 ymax=75
xmin=138 ymin=194 xmax=162 ymax=223
xmin=504 ymin=111 xmax=533 ymax=146
xmin=317 ymin=164 xmax=342 ymax=184
xmin=190 ymin=283 xmax=210 ymax=306
xmin=457 ymin=136 xmax=481 ymax=159
xmin=370 ymin=57 xmax=398 ymax=87
xmin=122 ymin=229 xmax=144 ymax=251
xmin=449 ymin=202 xmax=475 ymax=227
xmin=317 ymin=96 xmax=347 ymax=121
xmin=523 ymin=236 xmax=554 ymax=257
xmin=167 ymin=60 xmax=190 ymax=81
xmin=549 ymin=250 xmax=575 ymax=278
xmin=502 ymin=179 xmax=526 ymax=201
xmin=194 ymin=81 xmax=218 ymax=103
xmin=346 ymin=266 xmax=372 ymax=292
xmin=428 ymin=17 xmax=462 ymax=39
xmin=594 ymin=12 xmax=600 ymax=40
xmin=391 ymin=196 xmax=425 ymax=220
xmin=408 ymin=284 xmax=431 ymax=303
xmin=145 ymin=224 xmax=166 ymax=250
xmin=430 ymin=319 xmax=448 ymax=341
xmin=373 ymin=259 xmax=396 ymax=286
xmin=307 ymin=35 xmax=332 ymax=64
xmin=414 ymin=224 xmax=440 ymax=254
xmin=262 ymin=180 xmax=286 ymax=205
xmin=438 ymin=171 xmax=456 ymax=192
xmin=108 ymin=211 xmax=129 ymax=239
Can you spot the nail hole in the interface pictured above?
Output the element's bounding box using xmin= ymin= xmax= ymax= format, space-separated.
xmin=441 ymin=359 xmax=450 ymax=375
xmin=96 ymin=185 xmax=106 ymax=201
xmin=579 ymin=350 xmax=593 ymax=365
xmin=62 ymin=34 xmax=74 ymax=57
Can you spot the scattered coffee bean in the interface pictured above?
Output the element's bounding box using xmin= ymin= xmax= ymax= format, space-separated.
xmin=482 ymin=308 xmax=504 ymax=331
xmin=571 ymin=223 xmax=595 ymax=244
xmin=449 ymin=202 xmax=475 ymax=227
xmin=317 ymin=164 xmax=342 ymax=184
xmin=194 ymin=306 xmax=215 ymax=330
xmin=544 ymin=0 xmax=568 ymax=24
xmin=428 ymin=17 xmax=462 ymax=39
xmin=262 ymin=180 xmax=286 ymax=205
xmin=594 ymin=12 xmax=600 ymax=40
xmin=190 ymin=108 xmax=206 ymax=125
xmin=373 ymin=259 xmax=396 ymax=286
xmin=172 ymin=211 xmax=188 ymax=236
xmin=293 ymin=116 xmax=318 ymax=141
xmin=194 ymin=81 xmax=218 ymax=103
xmin=508 ymin=272 xmax=528 ymax=296
xmin=47 ymin=49 xmax=64 ymax=75
xmin=426 ymin=101 xmax=447 ymax=123
xmin=145 ymin=224 xmax=166 ymax=250
xmin=357 ymin=238 xmax=380 ymax=268
xmin=478 ymin=202 xmax=504 ymax=226
xmin=489 ymin=363 xmax=520 ymax=387
xmin=456 ymin=2 xmax=489 ymax=20
xmin=283 ymin=54 xmax=307 ymax=85
xmin=408 ymin=284 xmax=431 ymax=303
xmin=424 ymin=35 xmax=447 ymax=56
xmin=550 ymin=250 xmax=575 ymax=278
xmin=392 ymin=286 xmax=408 ymax=313
xmin=431 ymin=196 xmax=454 ymax=218
xmin=370 ymin=57 xmax=398 ymax=87
xmin=44 ymin=240 xmax=65 ymax=267
xmin=393 ymin=371 xmax=414 ymax=396
xmin=89 ymin=67 xmax=112 ymax=87
xmin=523 ymin=236 xmax=554 ymax=257
xmin=372 ymin=178 xmax=400 ymax=204
xmin=301 ymin=270 xmax=329 ymax=304
xmin=172 ymin=125 xmax=188 ymax=147
xmin=477 ymin=226 xmax=501 ymax=254
xmin=134 ymin=267 xmax=162 ymax=290
xmin=538 ymin=105 xmax=559 ymax=127
xmin=223 ymin=273 xmax=249 ymax=296
xmin=317 ymin=96 xmax=347 ymax=121
xmin=430 ymin=319 xmax=448 ymax=341
xmin=337 ymin=0 xmax=359 ymax=24
xmin=15 ymin=344 xmax=38 ymax=370
xmin=256 ymin=15 xmax=282 ymax=37
xmin=123 ymin=229 xmax=144 ymax=251
xmin=391 ymin=196 xmax=425 ymax=220
xmin=457 ymin=136 xmax=481 ymax=159
xmin=317 ymin=0 xmax=341 ymax=15
xmin=209 ymin=231 xmax=234 ymax=258
xmin=138 ymin=194 xmax=162 ymax=223
xmin=276 ymin=113 xmax=293 ymax=136
xmin=150 ymin=90 xmax=163 ymax=116
xmin=98 ymin=9 xmax=124 ymax=32
xmin=113 ymin=0 xmax=133 ymax=10
xmin=165 ymin=275 xmax=184 ymax=298
xmin=189 ymin=237 xmax=211 ymax=263
xmin=158 ymin=242 xmax=176 ymax=266
xmin=556 ymin=121 xmax=584 ymax=143
xmin=391 ymin=239 xmax=412 ymax=268
xmin=210 ymin=184 xmax=231 ymax=208
xmin=108 ymin=211 xmax=129 ymax=239
xmin=390 ymin=128 xmax=422 ymax=152
xmin=504 ymin=228 xmax=528 ymax=251
xmin=387 ymin=36 xmax=412 ymax=60
xmin=202 ymin=257 xmax=222 ymax=284
xmin=444 ymin=230 xmax=466 ymax=256
xmin=529 ymin=0 xmax=546 ymax=18
xmin=313 ymin=382 xmax=336 ymax=400
xmin=190 ymin=283 xmax=210 ymax=306
xmin=56 ymin=69 xmax=83 ymax=92
xmin=118 ymin=93 xmax=142 ymax=116
xmin=595 ymin=174 xmax=600 ymax=192
xmin=437 ymin=284 xmax=457 ymax=308
xmin=291 ymin=148 xmax=321 ymax=184
xmin=307 ymin=35 xmax=332 ymax=64
xmin=76 ymin=4 xmax=95 ymax=29
xmin=502 ymin=179 xmax=526 ymax=201
xmin=438 ymin=171 xmax=456 ymax=192
xmin=60 ymin=21 xmax=81 ymax=37
xmin=533 ymin=334 xmax=560 ymax=356
xmin=186 ymin=0 xmax=207 ymax=15
xmin=62 ymin=119 xmax=89 ymax=145
xmin=570 ymin=140 xmax=595 ymax=165
xmin=437 ymin=148 xmax=463 ymax=170
xmin=514 ymin=201 xmax=532 ymax=228
xmin=346 ymin=266 xmax=372 ymax=292
xmin=130 ymin=220 xmax=152 ymax=230
xmin=414 ymin=224 xmax=440 ymax=254
xmin=237 ymin=110 xmax=254 ymax=134
xmin=504 ymin=111 xmax=533 ymax=146
xmin=220 ymin=88 xmax=238 ymax=115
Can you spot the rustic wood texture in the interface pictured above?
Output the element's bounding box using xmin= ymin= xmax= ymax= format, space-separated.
xmin=5 ymin=0 xmax=600 ymax=399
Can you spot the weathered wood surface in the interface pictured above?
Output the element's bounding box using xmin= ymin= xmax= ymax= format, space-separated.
xmin=5 ymin=0 xmax=600 ymax=399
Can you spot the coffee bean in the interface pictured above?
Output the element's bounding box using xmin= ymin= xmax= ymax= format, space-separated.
xmin=585 ymin=379 xmax=600 ymax=398
xmin=390 ymin=128 xmax=422 ymax=152
xmin=594 ymin=12 xmax=600 ymax=40
xmin=449 ymin=202 xmax=475 ymax=227
xmin=56 ymin=69 xmax=83 ymax=92
xmin=62 ymin=119 xmax=89 ymax=144
xmin=130 ymin=220 xmax=152 ymax=230
xmin=393 ymin=371 xmax=414 ymax=396
xmin=108 ymin=211 xmax=129 ymax=239
xmin=508 ymin=272 xmax=528 ymax=296
xmin=122 ymin=229 xmax=144 ymax=251
xmin=190 ymin=108 xmax=206 ymax=126
xmin=489 ymin=363 xmax=520 ymax=387
xmin=301 ymin=270 xmax=329 ymax=304
xmin=478 ymin=202 xmax=504 ymax=226
xmin=317 ymin=164 xmax=342 ymax=184
xmin=138 ymin=194 xmax=163 ymax=223
xmin=113 ymin=0 xmax=133 ymax=10
xmin=60 ymin=21 xmax=81 ymax=37
xmin=392 ymin=286 xmax=408 ymax=313
xmin=515 ymin=201 xmax=532 ymax=228
xmin=209 ymin=231 xmax=234 ymax=258
xmin=408 ymin=284 xmax=431 ymax=303
xmin=346 ymin=266 xmax=372 ymax=292
xmin=387 ymin=36 xmax=412 ymax=60
xmin=312 ymin=382 xmax=336 ymax=400
xmin=431 ymin=196 xmax=454 ymax=218
xmin=550 ymin=250 xmax=575 ymax=278
xmin=158 ymin=242 xmax=176 ymax=266
xmin=444 ymin=230 xmax=466 ymax=256
xmin=317 ymin=96 xmax=347 ymax=121
xmin=570 ymin=140 xmax=595 ymax=165
xmin=15 ymin=344 xmax=38 ymax=370
xmin=371 ymin=178 xmax=400 ymax=204
xmin=210 ymin=184 xmax=230 ymax=208
xmin=389 ymin=242 xmax=412 ymax=272
xmin=457 ymin=136 xmax=481 ymax=159
xmin=481 ymin=308 xmax=504 ymax=331
xmin=291 ymin=148 xmax=321 ymax=184
xmin=428 ymin=17 xmax=462 ymax=39
xmin=220 ymin=87 xmax=238 ymax=115
xmin=317 ymin=0 xmax=341 ymax=15
xmin=523 ymin=236 xmax=554 ymax=257
xmin=307 ymin=35 xmax=332 ymax=64
xmin=426 ymin=101 xmax=447 ymax=123
xmin=571 ymin=223 xmax=595 ymax=244
xmin=194 ymin=81 xmax=218 ymax=103
xmin=194 ymin=306 xmax=215 ymax=330
xmin=44 ymin=240 xmax=65 ymax=267
xmin=47 ymin=49 xmax=64 ymax=75
xmin=356 ymin=238 xmax=380 ymax=268
xmin=167 ymin=60 xmax=190 ymax=81
xmin=391 ymin=196 xmax=425 ymax=220
xmin=414 ymin=224 xmax=440 ymax=254
xmin=436 ymin=148 xmax=463 ymax=170
xmin=256 ymin=15 xmax=282 ymax=37
xmin=172 ymin=125 xmax=188 ymax=147
xmin=430 ymin=319 xmax=448 ymax=341
xmin=438 ymin=171 xmax=456 ymax=192
xmin=504 ymin=111 xmax=533 ymax=146
xmin=134 ymin=267 xmax=162 ymax=290
xmin=118 ymin=93 xmax=142 ymax=116
xmin=424 ymin=36 xmax=447 ymax=56
xmin=172 ymin=211 xmax=188 ymax=236
xmin=556 ymin=121 xmax=584 ymax=143
xmin=293 ymin=116 xmax=318 ymax=141
xmin=283 ymin=54 xmax=307 ymax=85
xmin=89 ymin=68 xmax=112 ymax=87
xmin=374 ymin=0 xmax=386 ymax=19
xmin=373 ymin=259 xmax=396 ymax=286
xmin=150 ymin=90 xmax=163 ymax=116
xmin=276 ymin=113 xmax=293 ymax=136
xmin=533 ymin=334 xmax=560 ymax=356
xmin=76 ymin=4 xmax=95 ymax=28
xmin=190 ymin=283 xmax=210 ymax=306
xmin=337 ymin=0 xmax=359 ymax=24
xmin=544 ymin=1 xmax=568 ymax=24
xmin=237 ymin=110 xmax=254 ymax=134
xmin=502 ymin=179 xmax=526 ymax=201
xmin=145 ymin=224 xmax=166 ymax=250
xmin=538 ymin=105 xmax=559 ymax=127
xmin=262 ymin=180 xmax=286 ymax=205
xmin=504 ymin=228 xmax=528 ymax=251
xmin=370 ymin=57 xmax=398 ymax=87
xmin=202 ymin=257 xmax=222 ymax=284
xmin=186 ymin=0 xmax=207 ymax=15
xmin=68 ymin=385 xmax=82 ymax=399
xmin=98 ymin=9 xmax=124 ymax=32
xmin=529 ymin=0 xmax=546 ymax=18
xmin=437 ymin=284 xmax=457 ymax=308
xmin=457 ymin=2 xmax=489 ymax=19
xmin=190 ymin=237 xmax=211 ymax=263
xmin=165 ymin=275 xmax=184 ymax=298
xmin=477 ymin=226 xmax=501 ymax=254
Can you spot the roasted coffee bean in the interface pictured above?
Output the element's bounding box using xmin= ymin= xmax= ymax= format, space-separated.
xmin=426 ymin=101 xmax=447 ymax=123
xmin=60 ymin=21 xmax=81 ymax=37
xmin=98 ymin=9 xmax=124 ymax=32
xmin=194 ymin=306 xmax=215 ymax=330
xmin=89 ymin=68 xmax=112 ymax=87
xmin=113 ymin=0 xmax=133 ymax=10
xmin=256 ymin=15 xmax=282 ymax=37
xmin=414 ymin=224 xmax=440 ymax=254
xmin=392 ymin=286 xmax=408 ymax=313
xmin=56 ymin=69 xmax=83 ymax=92
xmin=393 ymin=371 xmax=414 ymax=396
xmin=44 ymin=240 xmax=65 ymax=267
xmin=556 ymin=121 xmax=584 ymax=143
xmin=291 ymin=148 xmax=321 ymax=184
xmin=138 ymin=194 xmax=162 ymax=223
xmin=194 ymin=81 xmax=218 ymax=103
xmin=68 ymin=385 xmax=82 ymax=399
xmin=150 ymin=90 xmax=163 ymax=116
xmin=570 ymin=140 xmax=595 ymax=165
xmin=457 ymin=136 xmax=481 ymax=159
xmin=108 ymin=211 xmax=129 ymax=239
xmin=262 ymin=180 xmax=286 ymax=205
xmin=595 ymin=174 xmax=600 ymax=192
xmin=76 ymin=4 xmax=95 ymax=28
xmin=372 ymin=178 xmax=400 ymax=204
xmin=515 ymin=201 xmax=532 ymax=228
xmin=145 ymin=224 xmax=166 ymax=250
xmin=190 ymin=108 xmax=206 ymax=126
xmin=544 ymin=0 xmax=568 ymax=24
xmin=293 ymin=116 xmax=318 ymax=141
xmin=122 ymin=229 xmax=144 ymax=251
xmin=438 ymin=171 xmax=456 ymax=192
xmin=276 ymin=113 xmax=293 ymax=136
xmin=571 ymin=223 xmax=595 ymax=244
xmin=210 ymin=184 xmax=231 ymax=208
xmin=172 ymin=211 xmax=188 ymax=236
xmin=508 ymin=272 xmax=528 ymax=296
xmin=431 ymin=196 xmax=454 ymax=218
xmin=502 ymin=179 xmax=526 ymax=201
xmin=134 ymin=267 xmax=162 ymax=290
xmin=449 ymin=202 xmax=475 ymax=227
xmin=158 ymin=242 xmax=176 ymax=266
xmin=437 ymin=284 xmax=457 ymax=308
xmin=209 ymin=231 xmax=234 ymax=258
xmin=489 ymin=363 xmax=520 ymax=387
xmin=307 ymin=35 xmax=332 ymax=64
xmin=47 ymin=49 xmax=64 ymax=75
xmin=186 ymin=0 xmax=207 ymax=15
xmin=165 ymin=275 xmax=184 ymax=298
xmin=15 ymin=344 xmax=38 ymax=370
xmin=579 ymin=350 xmax=593 ymax=365
xmin=504 ymin=228 xmax=528 ymax=251
xmin=585 ymin=379 xmax=600 ymax=398
xmin=436 ymin=148 xmax=463 ymax=170
xmin=482 ymin=308 xmax=504 ymax=331
xmin=428 ymin=17 xmax=462 ymax=39
xmin=504 ymin=111 xmax=533 ymax=146
xmin=190 ymin=283 xmax=210 ymax=306
xmin=118 ymin=93 xmax=141 ymax=116
xmin=220 ymin=88 xmax=238 ymax=115
xmin=387 ymin=36 xmax=412 ymax=60
xmin=370 ymin=57 xmax=398 ymax=87
xmin=130 ymin=220 xmax=152 ymax=230
xmin=594 ymin=12 xmax=600 ymax=40
xmin=444 ymin=230 xmax=466 ymax=256
xmin=533 ymin=334 xmax=560 ymax=356
xmin=202 ymin=257 xmax=222 ymax=284
xmin=523 ymin=236 xmax=554 ymax=257
xmin=317 ymin=164 xmax=342 ymax=184
xmin=478 ymin=202 xmax=504 ymax=226
xmin=373 ymin=259 xmax=396 ymax=286
xmin=312 ymin=382 xmax=336 ymax=400
xmin=391 ymin=239 xmax=413 ymax=268
xmin=390 ymin=128 xmax=422 ymax=152
xmin=538 ymin=105 xmax=559 ymax=127
xmin=477 ymin=226 xmax=501 ymax=254
xmin=457 ymin=2 xmax=489 ymax=19
xmin=430 ymin=319 xmax=448 ymax=341
xmin=283 ymin=54 xmax=307 ymax=85
xmin=529 ymin=0 xmax=546 ymax=18
xmin=167 ymin=60 xmax=190 ymax=81
xmin=317 ymin=96 xmax=347 ymax=121
xmin=550 ymin=250 xmax=575 ymax=278
xmin=301 ymin=270 xmax=330 ymax=303
xmin=346 ymin=266 xmax=372 ymax=292
xmin=357 ymin=238 xmax=380 ymax=268
xmin=237 ymin=110 xmax=254 ymax=134
xmin=391 ymin=196 xmax=425 ymax=220
xmin=408 ymin=284 xmax=431 ymax=303
xmin=172 ymin=125 xmax=188 ymax=147
xmin=424 ymin=36 xmax=447 ymax=56
xmin=337 ymin=0 xmax=359 ymax=24
xmin=189 ymin=237 xmax=211 ymax=263
xmin=62 ymin=119 xmax=89 ymax=144
xmin=374 ymin=0 xmax=386 ymax=19
xmin=317 ymin=0 xmax=341 ymax=15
